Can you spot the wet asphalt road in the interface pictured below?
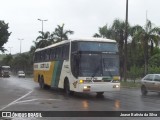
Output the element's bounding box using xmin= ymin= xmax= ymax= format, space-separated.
xmin=0 ymin=76 xmax=160 ymax=120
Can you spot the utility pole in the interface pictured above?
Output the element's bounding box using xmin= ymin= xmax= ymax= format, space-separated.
xmin=18 ymin=38 xmax=24 ymax=54
xmin=8 ymin=47 xmax=13 ymax=54
xmin=124 ymin=0 xmax=128 ymax=81
xmin=144 ymin=10 xmax=148 ymax=75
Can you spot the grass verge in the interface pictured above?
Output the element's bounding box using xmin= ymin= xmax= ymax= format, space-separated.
xmin=120 ymin=81 xmax=141 ymax=88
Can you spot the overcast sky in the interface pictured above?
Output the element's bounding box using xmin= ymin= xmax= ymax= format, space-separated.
xmin=1 ymin=0 xmax=160 ymax=54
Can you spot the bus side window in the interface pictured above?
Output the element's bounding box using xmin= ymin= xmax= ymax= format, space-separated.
xmin=50 ymin=48 xmax=55 ymax=60
xmin=36 ymin=52 xmax=39 ymax=62
xmin=37 ymin=52 xmax=40 ymax=62
xmin=59 ymin=47 xmax=62 ymax=60
xmin=61 ymin=47 xmax=64 ymax=59
xmin=56 ymin=47 xmax=61 ymax=60
xmin=40 ymin=52 xmax=42 ymax=62
xmin=41 ymin=51 xmax=45 ymax=61
xmin=55 ymin=47 xmax=61 ymax=60
xmin=64 ymin=44 xmax=69 ymax=60
xmin=38 ymin=52 xmax=41 ymax=62
xmin=54 ymin=48 xmax=57 ymax=59
xmin=40 ymin=51 xmax=43 ymax=61
xmin=46 ymin=49 xmax=50 ymax=61
xmin=34 ymin=53 xmax=37 ymax=62
xmin=49 ymin=48 xmax=52 ymax=60
xmin=62 ymin=45 xmax=66 ymax=59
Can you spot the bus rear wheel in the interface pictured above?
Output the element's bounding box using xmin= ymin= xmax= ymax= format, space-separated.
xmin=39 ymin=77 xmax=50 ymax=89
xmin=39 ymin=77 xmax=45 ymax=89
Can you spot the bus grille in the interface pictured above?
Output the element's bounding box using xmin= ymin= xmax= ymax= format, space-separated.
xmin=85 ymin=80 xmax=112 ymax=83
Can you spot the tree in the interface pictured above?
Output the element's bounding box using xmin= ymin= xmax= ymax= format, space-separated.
xmin=130 ymin=20 xmax=160 ymax=74
xmin=149 ymin=53 xmax=160 ymax=67
xmin=145 ymin=20 xmax=160 ymax=55
xmin=93 ymin=24 xmax=112 ymax=38
xmin=0 ymin=54 xmax=13 ymax=66
xmin=111 ymin=19 xmax=128 ymax=80
xmin=129 ymin=25 xmax=144 ymax=67
xmin=36 ymin=31 xmax=51 ymax=48
xmin=29 ymin=45 xmax=36 ymax=55
xmin=12 ymin=53 xmax=32 ymax=73
xmin=93 ymin=19 xmax=129 ymax=80
xmin=52 ymin=24 xmax=74 ymax=42
xmin=148 ymin=53 xmax=160 ymax=74
xmin=0 ymin=21 xmax=11 ymax=52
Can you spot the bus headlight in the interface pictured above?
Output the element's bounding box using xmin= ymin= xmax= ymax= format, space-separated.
xmin=83 ymin=86 xmax=90 ymax=91
xmin=113 ymin=85 xmax=120 ymax=88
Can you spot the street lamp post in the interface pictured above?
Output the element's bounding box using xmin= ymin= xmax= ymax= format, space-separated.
xmin=37 ymin=19 xmax=48 ymax=33
xmin=18 ymin=38 xmax=24 ymax=54
xmin=124 ymin=0 xmax=128 ymax=81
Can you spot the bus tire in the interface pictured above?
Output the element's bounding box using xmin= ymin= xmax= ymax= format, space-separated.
xmin=39 ymin=77 xmax=50 ymax=89
xmin=64 ymin=80 xmax=70 ymax=95
xmin=39 ymin=77 xmax=45 ymax=89
xmin=64 ymin=79 xmax=74 ymax=95
xmin=96 ymin=92 xmax=104 ymax=96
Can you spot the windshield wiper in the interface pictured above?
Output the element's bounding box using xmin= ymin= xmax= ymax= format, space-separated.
xmin=91 ymin=62 xmax=101 ymax=81
xmin=102 ymin=59 xmax=113 ymax=78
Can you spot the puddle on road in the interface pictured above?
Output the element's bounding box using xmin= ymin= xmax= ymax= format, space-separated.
xmin=82 ymin=100 xmax=89 ymax=109
xmin=114 ymin=99 xmax=121 ymax=109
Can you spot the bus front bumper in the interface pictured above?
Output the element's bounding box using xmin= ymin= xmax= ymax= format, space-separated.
xmin=76 ymin=82 xmax=120 ymax=92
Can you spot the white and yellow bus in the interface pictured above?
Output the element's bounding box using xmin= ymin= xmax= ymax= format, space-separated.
xmin=34 ymin=38 xmax=120 ymax=96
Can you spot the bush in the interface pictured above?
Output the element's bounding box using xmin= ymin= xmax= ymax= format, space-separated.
xmin=148 ymin=54 xmax=160 ymax=74
xmin=148 ymin=66 xmax=160 ymax=74
xmin=149 ymin=53 xmax=160 ymax=67
xmin=127 ymin=65 xmax=144 ymax=80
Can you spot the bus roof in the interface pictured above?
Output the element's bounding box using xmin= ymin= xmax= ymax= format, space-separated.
xmin=35 ymin=37 xmax=116 ymax=52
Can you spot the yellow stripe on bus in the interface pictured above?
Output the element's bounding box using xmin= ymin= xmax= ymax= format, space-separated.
xmin=34 ymin=61 xmax=55 ymax=86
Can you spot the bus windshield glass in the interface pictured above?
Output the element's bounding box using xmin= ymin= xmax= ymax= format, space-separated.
xmin=79 ymin=54 xmax=119 ymax=77
xmin=71 ymin=41 xmax=119 ymax=77
xmin=79 ymin=54 xmax=101 ymax=77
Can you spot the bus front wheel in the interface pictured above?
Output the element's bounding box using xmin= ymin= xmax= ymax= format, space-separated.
xmin=96 ymin=92 xmax=104 ymax=96
xmin=64 ymin=79 xmax=74 ymax=95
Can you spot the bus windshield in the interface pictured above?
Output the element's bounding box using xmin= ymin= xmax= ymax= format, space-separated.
xmin=78 ymin=53 xmax=119 ymax=77
xmin=71 ymin=41 xmax=119 ymax=77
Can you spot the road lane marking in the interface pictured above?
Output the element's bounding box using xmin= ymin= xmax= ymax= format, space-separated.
xmin=14 ymin=98 xmax=62 ymax=104
xmin=0 ymin=90 xmax=33 ymax=111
